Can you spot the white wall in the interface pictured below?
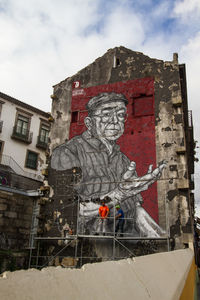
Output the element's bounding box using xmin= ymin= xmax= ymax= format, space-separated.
xmin=0 ymin=97 xmax=48 ymax=180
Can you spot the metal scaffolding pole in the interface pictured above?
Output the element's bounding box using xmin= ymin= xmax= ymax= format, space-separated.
xmin=34 ymin=235 xmax=169 ymax=241
xmin=74 ymin=196 xmax=80 ymax=262
xmin=113 ymin=205 xmax=116 ymax=260
xmin=36 ymin=241 xmax=40 ymax=269
xmin=39 ymin=239 xmax=78 ymax=269
xmin=114 ymin=237 xmax=136 ymax=257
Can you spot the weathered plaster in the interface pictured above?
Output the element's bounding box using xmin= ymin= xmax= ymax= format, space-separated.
xmin=46 ymin=47 xmax=193 ymax=258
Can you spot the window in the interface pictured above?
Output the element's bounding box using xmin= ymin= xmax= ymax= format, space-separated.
xmin=25 ymin=150 xmax=38 ymax=170
xmin=71 ymin=111 xmax=78 ymax=123
xmin=116 ymin=58 xmax=120 ymax=66
xmin=12 ymin=109 xmax=32 ymax=144
xmin=0 ymin=101 xmax=5 ymax=132
xmin=0 ymin=140 xmax=4 ymax=163
xmin=113 ymin=56 xmax=120 ymax=68
xmin=16 ymin=114 xmax=29 ymax=136
xmin=0 ymin=141 xmax=4 ymax=155
xmin=37 ymin=121 xmax=50 ymax=149
xmin=39 ymin=124 xmax=49 ymax=144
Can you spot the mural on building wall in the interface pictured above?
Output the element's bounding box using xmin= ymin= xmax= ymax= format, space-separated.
xmin=51 ymin=79 xmax=167 ymax=237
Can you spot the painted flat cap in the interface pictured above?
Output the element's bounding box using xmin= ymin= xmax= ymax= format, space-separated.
xmin=86 ymin=92 xmax=128 ymax=111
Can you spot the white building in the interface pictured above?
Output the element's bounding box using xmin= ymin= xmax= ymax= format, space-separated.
xmin=0 ymin=92 xmax=50 ymax=182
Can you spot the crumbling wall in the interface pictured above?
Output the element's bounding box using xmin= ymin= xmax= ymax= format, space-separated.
xmin=44 ymin=47 xmax=193 ymax=261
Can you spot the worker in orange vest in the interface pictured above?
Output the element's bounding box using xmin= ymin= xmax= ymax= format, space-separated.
xmin=96 ymin=200 xmax=109 ymax=235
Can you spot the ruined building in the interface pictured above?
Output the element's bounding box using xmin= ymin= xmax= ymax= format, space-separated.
xmin=34 ymin=47 xmax=195 ymax=268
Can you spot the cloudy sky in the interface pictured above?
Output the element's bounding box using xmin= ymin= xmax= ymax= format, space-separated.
xmin=1 ymin=0 xmax=200 ymax=211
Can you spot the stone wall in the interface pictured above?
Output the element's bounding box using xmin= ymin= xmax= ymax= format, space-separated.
xmin=0 ymin=190 xmax=36 ymax=272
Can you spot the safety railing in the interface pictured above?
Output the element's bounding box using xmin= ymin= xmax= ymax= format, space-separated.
xmin=0 ymin=154 xmax=43 ymax=181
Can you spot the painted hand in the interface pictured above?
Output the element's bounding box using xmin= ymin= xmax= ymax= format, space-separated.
xmin=119 ymin=160 xmax=167 ymax=194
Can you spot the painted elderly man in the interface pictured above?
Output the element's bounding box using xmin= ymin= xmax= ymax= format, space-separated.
xmin=51 ymin=92 xmax=166 ymax=237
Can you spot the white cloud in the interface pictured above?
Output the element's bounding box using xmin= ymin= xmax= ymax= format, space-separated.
xmin=0 ymin=0 xmax=103 ymax=110
xmin=180 ymin=32 xmax=200 ymax=139
xmin=173 ymin=0 xmax=200 ymax=16
xmin=0 ymin=0 xmax=200 ymax=131
xmin=150 ymin=1 xmax=172 ymax=19
xmin=0 ymin=0 xmax=199 ymax=118
xmin=100 ymin=6 xmax=145 ymax=47
xmin=179 ymin=31 xmax=200 ymax=203
xmin=0 ymin=0 xmax=148 ymax=111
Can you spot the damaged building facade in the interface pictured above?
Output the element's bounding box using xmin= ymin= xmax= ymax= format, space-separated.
xmin=35 ymin=47 xmax=195 ymax=268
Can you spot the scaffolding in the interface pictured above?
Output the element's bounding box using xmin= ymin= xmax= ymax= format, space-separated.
xmin=28 ymin=192 xmax=171 ymax=269
xmin=28 ymin=144 xmax=179 ymax=269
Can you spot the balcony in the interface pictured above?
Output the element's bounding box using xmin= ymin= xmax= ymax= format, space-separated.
xmin=36 ymin=135 xmax=48 ymax=150
xmin=11 ymin=126 xmax=33 ymax=144
xmin=0 ymin=154 xmax=43 ymax=182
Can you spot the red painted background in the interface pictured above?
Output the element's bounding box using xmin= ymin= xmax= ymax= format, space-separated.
xmin=69 ymin=78 xmax=158 ymax=221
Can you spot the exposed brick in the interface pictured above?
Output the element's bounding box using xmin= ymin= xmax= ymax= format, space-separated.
xmin=12 ymin=205 xmax=24 ymax=213
xmin=14 ymin=219 xmax=25 ymax=227
xmin=18 ymin=213 xmax=32 ymax=221
xmin=5 ymin=227 xmax=17 ymax=233
xmin=0 ymin=218 xmax=11 ymax=226
xmin=0 ymin=204 xmax=7 ymax=210
xmin=24 ymin=206 xmax=33 ymax=214
xmin=4 ymin=211 xmax=17 ymax=218
xmin=18 ymin=228 xmax=30 ymax=235
xmin=23 ymin=221 xmax=31 ymax=229
xmin=15 ymin=199 xmax=25 ymax=205
xmin=0 ymin=199 xmax=7 ymax=203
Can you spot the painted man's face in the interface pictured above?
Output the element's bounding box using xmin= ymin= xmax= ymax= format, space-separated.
xmin=91 ymin=101 xmax=127 ymax=141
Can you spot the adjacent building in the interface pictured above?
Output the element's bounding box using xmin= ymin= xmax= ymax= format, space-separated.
xmin=0 ymin=92 xmax=50 ymax=179
xmin=0 ymin=92 xmax=50 ymax=272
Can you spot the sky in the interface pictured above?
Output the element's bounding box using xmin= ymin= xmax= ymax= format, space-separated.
xmin=1 ymin=0 xmax=200 ymax=212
